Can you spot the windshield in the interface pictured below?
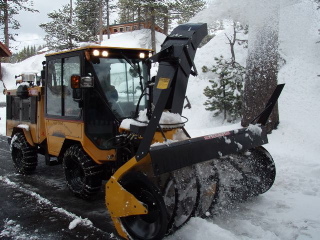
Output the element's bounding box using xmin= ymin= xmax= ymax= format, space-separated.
xmin=91 ymin=58 xmax=148 ymax=118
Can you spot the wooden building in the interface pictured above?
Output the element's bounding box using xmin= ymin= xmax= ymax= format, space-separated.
xmin=0 ymin=41 xmax=12 ymax=81
xmin=104 ymin=21 xmax=164 ymax=35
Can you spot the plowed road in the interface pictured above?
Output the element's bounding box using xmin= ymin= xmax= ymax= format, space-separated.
xmin=0 ymin=135 xmax=117 ymax=240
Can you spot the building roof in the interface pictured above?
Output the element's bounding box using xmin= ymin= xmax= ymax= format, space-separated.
xmin=110 ymin=21 xmax=145 ymax=27
xmin=0 ymin=42 xmax=11 ymax=57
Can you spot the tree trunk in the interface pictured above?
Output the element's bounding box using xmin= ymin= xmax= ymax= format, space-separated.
xmin=150 ymin=5 xmax=156 ymax=52
xmin=70 ymin=0 xmax=73 ymax=23
xmin=138 ymin=1 xmax=141 ymax=30
xmin=163 ymin=7 xmax=169 ymax=35
xmin=99 ymin=0 xmax=103 ymax=43
xmin=68 ymin=0 xmax=73 ymax=48
xmin=241 ymin=4 xmax=280 ymax=133
xmin=4 ymin=0 xmax=9 ymax=48
xmin=106 ymin=0 xmax=111 ymax=39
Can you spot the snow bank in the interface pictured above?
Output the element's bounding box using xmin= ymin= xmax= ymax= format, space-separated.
xmin=0 ymin=53 xmax=46 ymax=102
xmin=0 ymin=107 xmax=6 ymax=136
xmin=101 ymin=29 xmax=166 ymax=52
xmin=169 ymin=1 xmax=320 ymax=240
xmin=182 ymin=21 xmax=248 ymax=133
xmin=166 ymin=217 xmax=241 ymax=240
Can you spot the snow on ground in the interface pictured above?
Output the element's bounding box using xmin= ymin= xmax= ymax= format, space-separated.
xmin=0 ymin=53 xmax=46 ymax=103
xmin=169 ymin=1 xmax=320 ymax=240
xmin=101 ymin=29 xmax=166 ymax=52
xmin=1 ymin=1 xmax=320 ymax=239
xmin=0 ymin=107 xmax=5 ymax=136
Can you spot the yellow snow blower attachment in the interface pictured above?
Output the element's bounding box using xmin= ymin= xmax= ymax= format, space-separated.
xmin=105 ymin=23 xmax=284 ymax=239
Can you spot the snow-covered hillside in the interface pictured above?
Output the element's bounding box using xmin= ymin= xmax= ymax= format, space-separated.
xmin=171 ymin=1 xmax=320 ymax=239
xmin=1 ymin=0 xmax=320 ymax=238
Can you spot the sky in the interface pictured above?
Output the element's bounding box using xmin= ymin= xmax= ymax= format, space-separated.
xmin=11 ymin=0 xmax=119 ymax=53
xmin=11 ymin=0 xmax=72 ymax=52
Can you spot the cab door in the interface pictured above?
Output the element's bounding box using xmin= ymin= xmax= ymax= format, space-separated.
xmin=45 ymin=54 xmax=82 ymax=156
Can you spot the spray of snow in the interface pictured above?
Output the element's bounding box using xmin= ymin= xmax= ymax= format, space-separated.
xmin=193 ymin=0 xmax=280 ymax=27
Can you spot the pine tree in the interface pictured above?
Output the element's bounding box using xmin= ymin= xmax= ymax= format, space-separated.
xmin=203 ymin=22 xmax=247 ymax=122
xmin=40 ymin=4 xmax=80 ymax=50
xmin=170 ymin=0 xmax=206 ymax=24
xmin=99 ymin=0 xmax=116 ymax=41
xmin=10 ymin=44 xmax=39 ymax=63
xmin=203 ymin=56 xmax=245 ymax=122
xmin=75 ymin=0 xmax=100 ymax=42
xmin=0 ymin=0 xmax=38 ymax=50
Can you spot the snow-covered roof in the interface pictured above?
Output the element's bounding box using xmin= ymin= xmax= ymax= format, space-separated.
xmin=0 ymin=41 xmax=11 ymax=57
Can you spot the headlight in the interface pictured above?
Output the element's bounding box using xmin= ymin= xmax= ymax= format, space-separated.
xmin=102 ymin=51 xmax=109 ymax=57
xmin=139 ymin=52 xmax=146 ymax=59
xmin=92 ymin=49 xmax=100 ymax=56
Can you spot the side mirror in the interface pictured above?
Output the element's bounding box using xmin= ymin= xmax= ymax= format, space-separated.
xmin=71 ymin=75 xmax=94 ymax=89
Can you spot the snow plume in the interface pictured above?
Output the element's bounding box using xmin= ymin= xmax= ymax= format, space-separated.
xmin=193 ymin=0 xmax=280 ymax=26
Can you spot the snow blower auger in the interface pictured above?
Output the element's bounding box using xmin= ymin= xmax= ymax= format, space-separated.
xmin=105 ymin=23 xmax=284 ymax=240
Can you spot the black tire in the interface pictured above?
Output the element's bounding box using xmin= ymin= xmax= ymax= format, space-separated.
xmin=120 ymin=172 xmax=169 ymax=240
xmin=195 ymin=161 xmax=219 ymax=218
xmin=228 ymin=146 xmax=276 ymax=198
xmin=63 ymin=145 xmax=103 ymax=200
xmin=11 ymin=132 xmax=37 ymax=174
xmin=168 ymin=166 xmax=200 ymax=231
xmin=247 ymin=146 xmax=276 ymax=196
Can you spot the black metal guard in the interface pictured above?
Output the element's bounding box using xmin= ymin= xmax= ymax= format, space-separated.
xmin=134 ymin=23 xmax=208 ymax=161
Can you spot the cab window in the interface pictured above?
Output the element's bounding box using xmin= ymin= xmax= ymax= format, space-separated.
xmin=46 ymin=56 xmax=81 ymax=118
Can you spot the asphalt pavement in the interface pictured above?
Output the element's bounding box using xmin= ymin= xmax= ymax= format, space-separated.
xmin=0 ymin=135 xmax=118 ymax=240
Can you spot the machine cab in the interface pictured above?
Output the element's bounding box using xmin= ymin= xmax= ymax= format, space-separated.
xmin=45 ymin=46 xmax=152 ymax=150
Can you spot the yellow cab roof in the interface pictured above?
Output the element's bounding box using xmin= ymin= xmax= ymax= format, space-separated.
xmin=45 ymin=45 xmax=153 ymax=57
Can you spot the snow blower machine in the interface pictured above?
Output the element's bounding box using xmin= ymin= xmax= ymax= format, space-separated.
xmin=6 ymin=23 xmax=284 ymax=239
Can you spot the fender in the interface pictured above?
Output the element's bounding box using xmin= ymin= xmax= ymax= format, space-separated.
xmin=12 ymin=126 xmax=35 ymax=147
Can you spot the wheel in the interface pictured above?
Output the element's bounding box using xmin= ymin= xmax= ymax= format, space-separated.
xmin=195 ymin=161 xmax=219 ymax=217
xmin=161 ymin=166 xmax=200 ymax=233
xmin=247 ymin=146 xmax=276 ymax=195
xmin=228 ymin=146 xmax=276 ymax=197
xmin=10 ymin=132 xmax=37 ymax=174
xmin=120 ymin=172 xmax=168 ymax=240
xmin=63 ymin=145 xmax=103 ymax=200
xmin=171 ymin=166 xmax=200 ymax=229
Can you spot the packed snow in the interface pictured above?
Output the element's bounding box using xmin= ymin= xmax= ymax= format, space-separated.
xmin=1 ymin=0 xmax=320 ymax=239
xmin=120 ymin=109 xmax=184 ymax=130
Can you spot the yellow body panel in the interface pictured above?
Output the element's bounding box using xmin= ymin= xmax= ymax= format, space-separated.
xmin=36 ymin=88 xmax=47 ymax=144
xmin=45 ymin=119 xmax=83 ymax=156
xmin=45 ymin=119 xmax=116 ymax=163
xmin=82 ymin=134 xmax=116 ymax=163
xmin=6 ymin=120 xmax=36 ymax=146
xmin=6 ymin=86 xmax=45 ymax=146
xmin=105 ymin=156 xmax=152 ymax=240
xmin=106 ymin=176 xmax=148 ymax=218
